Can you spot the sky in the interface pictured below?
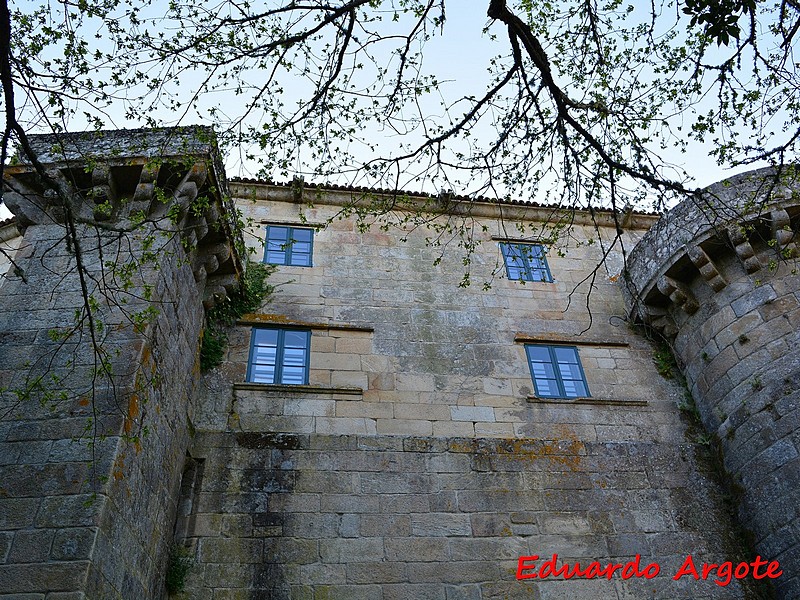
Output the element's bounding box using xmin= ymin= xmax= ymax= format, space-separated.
xmin=1 ymin=0 xmax=778 ymax=221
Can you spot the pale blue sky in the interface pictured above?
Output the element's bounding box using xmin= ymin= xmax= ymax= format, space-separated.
xmin=1 ymin=1 xmax=770 ymax=221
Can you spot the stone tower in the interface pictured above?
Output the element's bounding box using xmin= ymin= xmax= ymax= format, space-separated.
xmin=625 ymin=167 xmax=800 ymax=599
xmin=0 ymin=128 xmax=242 ymax=597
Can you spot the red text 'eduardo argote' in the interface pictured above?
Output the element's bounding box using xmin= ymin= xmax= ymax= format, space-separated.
xmin=516 ymin=554 xmax=782 ymax=587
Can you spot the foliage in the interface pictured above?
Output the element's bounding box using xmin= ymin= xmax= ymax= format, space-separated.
xmin=677 ymin=389 xmax=703 ymax=421
xmin=682 ymin=0 xmax=758 ymax=45
xmin=165 ymin=544 xmax=194 ymax=595
xmin=653 ymin=345 xmax=678 ymax=379
xmin=2 ymin=0 xmax=798 ymax=223
xmin=200 ymin=262 xmax=275 ymax=371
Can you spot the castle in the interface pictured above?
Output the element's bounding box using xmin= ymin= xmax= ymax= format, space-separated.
xmin=0 ymin=128 xmax=797 ymax=599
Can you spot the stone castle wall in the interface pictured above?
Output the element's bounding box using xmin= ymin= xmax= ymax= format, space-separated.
xmin=180 ymin=183 xmax=763 ymax=599
xmin=0 ymin=132 xmax=793 ymax=599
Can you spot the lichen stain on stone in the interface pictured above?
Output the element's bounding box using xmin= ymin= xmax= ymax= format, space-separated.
xmin=124 ymin=393 xmax=140 ymax=436
xmin=240 ymin=313 xmax=306 ymax=328
xmin=112 ymin=453 xmax=126 ymax=481
xmin=140 ymin=344 xmax=152 ymax=366
xmin=502 ymin=437 xmax=584 ymax=472
xmin=461 ymin=427 xmax=585 ymax=472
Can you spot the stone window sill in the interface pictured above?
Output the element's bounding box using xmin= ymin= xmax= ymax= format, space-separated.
xmin=526 ymin=395 xmax=648 ymax=407
xmin=238 ymin=313 xmax=373 ymax=333
xmin=234 ymin=382 xmax=363 ymax=396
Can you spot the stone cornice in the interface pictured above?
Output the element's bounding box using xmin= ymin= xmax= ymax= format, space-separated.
xmin=230 ymin=180 xmax=660 ymax=231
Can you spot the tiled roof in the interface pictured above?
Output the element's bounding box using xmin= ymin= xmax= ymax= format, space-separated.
xmin=229 ymin=177 xmax=660 ymax=216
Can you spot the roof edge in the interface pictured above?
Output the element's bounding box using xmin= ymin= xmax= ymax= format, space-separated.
xmin=229 ymin=178 xmax=660 ymax=230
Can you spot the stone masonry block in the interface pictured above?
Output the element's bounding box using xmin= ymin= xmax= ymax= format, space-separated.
xmin=308 ymin=370 xmax=332 ymax=386
xmin=384 ymin=537 xmax=448 ymax=562
xmin=315 ymin=417 xmax=376 ymax=436
xmin=282 ymin=513 xmax=342 ymax=539
xmin=338 ymin=513 xmax=360 ymax=538
xmin=731 ymin=283 xmax=778 ymax=317
xmin=345 ymin=562 xmax=407 ymax=584
xmin=50 ymin=528 xmax=98 ymax=561
xmin=468 ymin=514 xmax=513 ymax=538
xmin=376 ymin=419 xmax=432 ymax=436
xmin=315 ymin=353 xmax=363 ymax=371
xmin=411 ymin=513 xmax=471 ymax=537
xmin=284 ymin=399 xmax=336 ymax=417
xmin=319 ymin=538 xmax=383 ymax=563
xmin=713 ymin=311 xmax=762 ymax=349
xmin=425 ymin=453 xmax=470 ymax=473
xmin=482 ymin=378 xmax=512 ymax=395
xmin=198 ymin=538 xmax=263 ymax=564
xmin=474 ymin=423 xmax=515 ymax=437
xmin=310 ymin=335 xmax=336 ymax=354
xmin=297 ymin=562 xmax=346 ymax=585
xmin=432 ymin=421 xmax=476 ymax=438
xmin=445 ymin=584 xmax=483 ymax=600
xmin=320 ymin=494 xmax=381 ymax=514
xmin=407 ymin=561 xmax=498 ymax=584
xmin=263 ymin=538 xmax=319 ymax=565
xmin=34 ymin=495 xmax=103 ymax=529
xmin=200 ymin=563 xmax=255 ymax=588
xmin=0 ymin=498 xmax=39 ymax=529
xmin=335 ymin=402 xmax=393 ymax=420
xmin=450 ymin=406 xmax=495 ymax=422
xmin=359 ymin=515 xmax=411 ymax=537
xmin=0 ymin=463 xmax=90 ymax=498
xmin=238 ymin=414 xmax=315 ymax=433
xmin=0 ymin=561 xmax=89 ymax=593
xmin=395 ymin=373 xmax=435 ymax=392
xmin=733 ymin=317 xmax=793 ymax=360
xmin=8 ymin=528 xmax=55 ymax=563
xmin=334 ymin=337 xmax=372 ymax=354
xmin=382 ymin=584 xmax=446 ymax=600
xmin=330 ymin=371 xmax=369 ymax=389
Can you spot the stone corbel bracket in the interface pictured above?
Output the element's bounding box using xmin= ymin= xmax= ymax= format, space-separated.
xmin=2 ymin=127 xmax=244 ymax=309
xmin=623 ymin=167 xmax=800 ymax=336
xmin=771 ymin=207 xmax=798 ymax=259
xmin=687 ymin=245 xmax=727 ymax=292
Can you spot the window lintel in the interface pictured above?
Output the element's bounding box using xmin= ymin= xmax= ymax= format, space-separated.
xmin=514 ymin=334 xmax=629 ymax=347
xmin=238 ymin=313 xmax=374 ymax=333
xmin=491 ymin=235 xmax=555 ymax=245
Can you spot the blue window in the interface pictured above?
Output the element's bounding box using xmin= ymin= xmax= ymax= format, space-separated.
xmin=525 ymin=345 xmax=589 ymax=399
xmin=264 ymin=225 xmax=313 ymax=267
xmin=500 ymin=243 xmax=552 ymax=282
xmin=247 ymin=328 xmax=311 ymax=385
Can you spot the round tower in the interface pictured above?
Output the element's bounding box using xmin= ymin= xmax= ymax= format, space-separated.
xmin=625 ymin=167 xmax=800 ymax=599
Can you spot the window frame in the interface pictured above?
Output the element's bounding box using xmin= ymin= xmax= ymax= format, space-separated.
xmin=525 ymin=344 xmax=590 ymax=399
xmin=263 ymin=225 xmax=314 ymax=267
xmin=500 ymin=242 xmax=553 ymax=282
xmin=246 ymin=327 xmax=311 ymax=385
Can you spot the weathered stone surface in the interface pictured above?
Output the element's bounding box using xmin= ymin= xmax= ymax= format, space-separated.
xmin=625 ymin=168 xmax=800 ymax=598
xmin=2 ymin=140 xmax=790 ymax=599
xmin=0 ymin=129 xmax=242 ymax=598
